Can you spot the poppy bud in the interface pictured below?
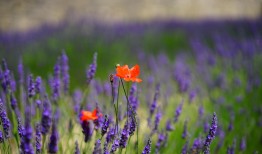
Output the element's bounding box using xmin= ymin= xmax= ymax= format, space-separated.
xmin=109 ymin=74 xmax=114 ymax=83
xmin=115 ymin=64 xmax=120 ymax=68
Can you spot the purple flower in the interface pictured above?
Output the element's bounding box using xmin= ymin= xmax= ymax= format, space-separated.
xmin=41 ymin=95 xmax=52 ymax=135
xmin=93 ymin=104 xmax=103 ymax=130
xmin=103 ymin=141 xmax=109 ymax=154
xmin=0 ymin=99 xmax=11 ymax=139
xmin=20 ymin=108 xmax=34 ymax=154
xmin=182 ymin=120 xmax=188 ymax=139
xmin=75 ymin=141 xmax=80 ymax=154
xmin=35 ymin=76 xmax=42 ymax=94
xmin=106 ymin=127 xmax=115 ymax=143
xmin=0 ymin=130 xmax=3 ymax=143
xmin=81 ymin=121 xmax=92 ymax=142
xmin=142 ymin=139 xmax=151 ymax=154
xmin=154 ymin=109 xmax=162 ymax=131
xmin=10 ymin=93 xmax=17 ymax=110
xmin=1 ymin=62 xmax=11 ymax=93
xmin=35 ymin=123 xmax=42 ymax=153
xmin=129 ymin=83 xmax=138 ymax=111
xmin=240 ymin=137 xmax=246 ymax=151
xmin=165 ymin=120 xmax=174 ymax=131
xmin=48 ymin=121 xmax=59 ymax=153
xmin=18 ymin=59 xmax=24 ymax=85
xmin=101 ymin=115 xmax=110 ymax=137
xmin=181 ymin=141 xmax=188 ymax=154
xmin=191 ymin=138 xmax=202 ymax=153
xmin=61 ymin=51 xmax=70 ymax=94
xmin=174 ymin=101 xmax=183 ymax=123
xmin=93 ymin=139 xmax=102 ymax=154
xmin=129 ymin=117 xmax=136 ymax=136
xmin=86 ymin=52 xmax=97 ymax=85
xmin=10 ymin=74 xmax=16 ymax=92
xmin=189 ymin=90 xmax=196 ymax=103
xmin=203 ymin=112 xmax=218 ymax=154
xmin=28 ymin=74 xmax=35 ymax=98
xmin=52 ymin=61 xmax=61 ymax=102
xmin=119 ymin=122 xmax=129 ymax=148
xmin=155 ymin=133 xmax=167 ymax=153
xmin=110 ymin=138 xmax=120 ymax=153
xmin=17 ymin=117 xmax=24 ymax=138
xmin=149 ymin=84 xmax=160 ymax=116
xmin=73 ymin=90 xmax=82 ymax=116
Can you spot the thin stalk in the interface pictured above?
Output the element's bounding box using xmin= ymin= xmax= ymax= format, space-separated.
xmin=42 ymin=135 xmax=46 ymax=153
xmin=120 ymin=79 xmax=136 ymax=124
xmin=125 ymin=136 xmax=132 ymax=154
xmin=113 ymin=80 xmax=120 ymax=134
xmin=136 ymin=118 xmax=139 ymax=154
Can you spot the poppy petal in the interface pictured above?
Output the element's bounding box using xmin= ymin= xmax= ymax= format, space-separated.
xmin=116 ymin=65 xmax=129 ymax=78
xmin=130 ymin=65 xmax=140 ymax=78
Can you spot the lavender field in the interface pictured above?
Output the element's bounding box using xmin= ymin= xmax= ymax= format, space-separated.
xmin=0 ymin=19 xmax=262 ymax=154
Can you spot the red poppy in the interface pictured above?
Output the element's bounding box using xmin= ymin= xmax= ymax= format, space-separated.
xmin=116 ymin=64 xmax=142 ymax=82
xmin=80 ymin=109 xmax=102 ymax=122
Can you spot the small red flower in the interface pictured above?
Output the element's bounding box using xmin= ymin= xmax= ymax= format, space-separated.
xmin=116 ymin=64 xmax=142 ymax=82
xmin=80 ymin=109 xmax=102 ymax=122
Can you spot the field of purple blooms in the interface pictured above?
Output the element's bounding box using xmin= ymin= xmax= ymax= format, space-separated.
xmin=0 ymin=19 xmax=262 ymax=154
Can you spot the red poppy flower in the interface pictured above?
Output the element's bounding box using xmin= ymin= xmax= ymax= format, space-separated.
xmin=116 ymin=64 xmax=142 ymax=82
xmin=80 ymin=109 xmax=102 ymax=122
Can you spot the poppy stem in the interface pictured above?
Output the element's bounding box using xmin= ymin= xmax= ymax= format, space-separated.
xmin=112 ymin=80 xmax=120 ymax=134
xmin=120 ymin=79 xmax=130 ymax=124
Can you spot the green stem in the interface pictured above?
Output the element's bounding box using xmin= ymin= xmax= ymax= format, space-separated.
xmin=136 ymin=118 xmax=139 ymax=154
xmin=42 ymin=135 xmax=46 ymax=153
xmin=125 ymin=136 xmax=132 ymax=154
xmin=113 ymin=80 xmax=120 ymax=134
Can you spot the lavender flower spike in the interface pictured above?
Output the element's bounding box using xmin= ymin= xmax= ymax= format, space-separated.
xmin=35 ymin=76 xmax=42 ymax=94
xmin=17 ymin=117 xmax=24 ymax=138
xmin=165 ymin=120 xmax=174 ymax=131
xmin=93 ymin=139 xmax=102 ymax=154
xmin=0 ymin=130 xmax=3 ymax=143
xmin=86 ymin=52 xmax=97 ymax=85
xmin=110 ymin=138 xmax=120 ymax=153
xmin=129 ymin=117 xmax=136 ymax=136
xmin=75 ymin=141 xmax=80 ymax=154
xmin=35 ymin=123 xmax=42 ymax=153
xmin=41 ymin=95 xmax=52 ymax=135
xmin=18 ymin=59 xmax=24 ymax=85
xmin=20 ymin=107 xmax=34 ymax=154
xmin=0 ymin=98 xmax=11 ymax=139
xmin=28 ymin=74 xmax=35 ymax=98
xmin=101 ymin=115 xmax=110 ymax=137
xmin=149 ymin=84 xmax=160 ymax=116
xmin=48 ymin=121 xmax=59 ymax=153
xmin=81 ymin=120 xmax=92 ymax=142
xmin=174 ymin=101 xmax=183 ymax=123
xmin=119 ymin=121 xmax=129 ymax=148
xmin=142 ymin=139 xmax=151 ymax=154
xmin=52 ymin=60 xmax=61 ymax=101
xmin=203 ymin=112 xmax=218 ymax=154
xmin=154 ymin=109 xmax=162 ymax=131
xmin=61 ymin=51 xmax=70 ymax=94
xmin=182 ymin=120 xmax=188 ymax=139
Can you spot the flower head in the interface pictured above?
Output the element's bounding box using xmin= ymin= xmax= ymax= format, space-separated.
xmin=80 ymin=109 xmax=102 ymax=122
xmin=116 ymin=64 xmax=142 ymax=82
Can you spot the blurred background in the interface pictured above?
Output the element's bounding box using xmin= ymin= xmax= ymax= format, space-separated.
xmin=1 ymin=1 xmax=262 ymax=153
xmin=0 ymin=0 xmax=262 ymax=87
